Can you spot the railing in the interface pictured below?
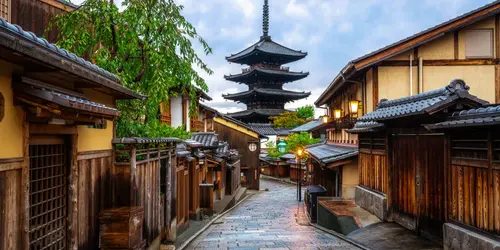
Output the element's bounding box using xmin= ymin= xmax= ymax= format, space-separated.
xmin=242 ymin=64 xmax=290 ymax=73
xmin=190 ymin=119 xmax=204 ymax=132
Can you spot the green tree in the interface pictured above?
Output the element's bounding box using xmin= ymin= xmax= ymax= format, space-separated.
xmin=286 ymin=132 xmax=320 ymax=154
xmin=296 ymin=105 xmax=315 ymax=120
xmin=269 ymin=111 xmax=307 ymax=128
xmin=47 ymin=0 xmax=212 ymax=137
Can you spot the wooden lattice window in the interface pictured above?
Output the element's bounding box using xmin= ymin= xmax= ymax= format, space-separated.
xmin=0 ymin=0 xmax=10 ymax=21
xmin=29 ymin=139 xmax=68 ymax=250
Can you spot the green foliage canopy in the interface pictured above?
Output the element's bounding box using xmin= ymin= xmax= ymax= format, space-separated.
xmin=264 ymin=132 xmax=320 ymax=159
xmin=48 ymin=0 xmax=212 ymax=137
xmin=296 ymin=105 xmax=315 ymax=120
xmin=269 ymin=111 xmax=307 ymax=128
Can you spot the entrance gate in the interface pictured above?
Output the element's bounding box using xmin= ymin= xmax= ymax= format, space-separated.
xmin=28 ymin=136 xmax=68 ymax=250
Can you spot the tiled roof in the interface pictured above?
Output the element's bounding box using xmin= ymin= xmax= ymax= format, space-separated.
xmin=347 ymin=121 xmax=385 ymax=134
xmin=226 ymin=37 xmax=307 ymax=63
xmin=217 ymin=115 xmax=268 ymax=138
xmin=223 ymin=88 xmax=310 ymax=101
xmin=183 ymin=139 xmax=204 ymax=148
xmin=426 ymin=104 xmax=500 ymax=129
xmin=247 ymin=123 xmax=291 ymax=136
xmin=228 ymin=108 xmax=285 ymax=118
xmin=224 ymin=67 xmax=309 ymax=83
xmin=0 ymin=17 xmax=144 ymax=100
xmin=176 ymin=144 xmax=191 ymax=158
xmin=18 ymin=80 xmax=119 ymax=117
xmin=290 ymin=120 xmax=324 ymax=133
xmin=351 ymin=80 xmax=487 ymax=131
xmin=305 ymin=143 xmax=358 ymax=166
xmin=55 ymin=0 xmax=79 ymax=8
xmin=191 ymin=132 xmax=219 ymax=148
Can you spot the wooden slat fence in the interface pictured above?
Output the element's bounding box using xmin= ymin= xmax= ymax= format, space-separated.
xmin=113 ymin=139 xmax=179 ymax=245
xmin=448 ymin=130 xmax=500 ymax=236
xmin=358 ymin=135 xmax=388 ymax=194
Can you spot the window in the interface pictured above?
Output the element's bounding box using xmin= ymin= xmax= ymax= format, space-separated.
xmin=465 ymin=29 xmax=493 ymax=58
xmin=0 ymin=0 xmax=9 ymax=21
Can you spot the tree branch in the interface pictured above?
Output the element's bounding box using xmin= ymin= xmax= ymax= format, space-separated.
xmin=110 ymin=0 xmax=119 ymax=58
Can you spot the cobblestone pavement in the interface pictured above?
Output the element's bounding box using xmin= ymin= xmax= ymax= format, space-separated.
xmin=185 ymin=180 xmax=360 ymax=250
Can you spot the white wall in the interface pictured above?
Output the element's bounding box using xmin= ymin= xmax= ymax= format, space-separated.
xmin=171 ymin=96 xmax=183 ymax=127
xmin=261 ymin=135 xmax=277 ymax=150
xmin=185 ymin=98 xmax=191 ymax=132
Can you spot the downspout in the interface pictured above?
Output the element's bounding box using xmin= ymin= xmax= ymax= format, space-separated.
xmin=409 ymin=53 xmax=413 ymax=95
xmin=418 ymin=57 xmax=423 ymax=94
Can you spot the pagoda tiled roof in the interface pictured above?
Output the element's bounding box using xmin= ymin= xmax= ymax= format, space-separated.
xmin=228 ymin=108 xmax=285 ymax=118
xmin=225 ymin=67 xmax=309 ymax=84
xmin=223 ymin=88 xmax=310 ymax=101
xmin=226 ymin=37 xmax=307 ymax=65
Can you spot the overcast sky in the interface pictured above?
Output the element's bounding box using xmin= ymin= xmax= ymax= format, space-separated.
xmin=71 ymin=0 xmax=493 ymax=116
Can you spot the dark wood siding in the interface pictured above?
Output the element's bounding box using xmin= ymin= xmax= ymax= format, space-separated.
xmin=0 ymin=166 xmax=23 ymax=250
xmin=358 ymin=134 xmax=388 ymax=194
xmin=11 ymin=0 xmax=72 ymax=43
xmin=213 ymin=122 xmax=260 ymax=190
xmin=447 ymin=129 xmax=500 ymax=236
xmin=75 ymin=150 xmax=113 ymax=250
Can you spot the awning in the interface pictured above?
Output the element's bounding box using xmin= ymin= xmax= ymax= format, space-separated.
xmin=305 ymin=143 xmax=358 ymax=168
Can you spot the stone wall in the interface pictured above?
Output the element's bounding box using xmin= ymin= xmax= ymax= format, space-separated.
xmin=443 ymin=223 xmax=500 ymax=250
xmin=355 ymin=185 xmax=387 ymax=221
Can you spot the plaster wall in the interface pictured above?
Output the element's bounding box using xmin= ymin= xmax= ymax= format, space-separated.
xmin=365 ymin=68 xmax=374 ymax=113
xmin=378 ymin=66 xmax=418 ymax=101
xmin=458 ymin=16 xmax=496 ymax=59
xmin=419 ymin=33 xmax=455 ymax=60
xmin=0 ymin=60 xmax=23 ymax=158
xmin=77 ymin=89 xmax=116 ymax=152
xmin=171 ymin=96 xmax=183 ymax=127
xmin=422 ymin=65 xmax=495 ymax=103
xmin=342 ymin=160 xmax=358 ymax=200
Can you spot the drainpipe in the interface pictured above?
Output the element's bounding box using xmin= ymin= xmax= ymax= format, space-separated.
xmin=418 ymin=57 xmax=423 ymax=94
xmin=409 ymin=53 xmax=413 ymax=95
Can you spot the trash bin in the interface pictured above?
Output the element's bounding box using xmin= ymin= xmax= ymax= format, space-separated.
xmin=305 ymin=185 xmax=327 ymax=223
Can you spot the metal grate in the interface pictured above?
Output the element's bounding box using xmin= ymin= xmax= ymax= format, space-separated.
xmin=29 ymin=142 xmax=68 ymax=250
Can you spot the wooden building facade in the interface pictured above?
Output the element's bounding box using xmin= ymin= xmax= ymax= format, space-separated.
xmin=348 ymin=79 xmax=500 ymax=246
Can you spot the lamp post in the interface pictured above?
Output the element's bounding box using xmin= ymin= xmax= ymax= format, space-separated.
xmin=277 ymin=139 xmax=287 ymax=153
xmin=296 ymin=147 xmax=303 ymax=201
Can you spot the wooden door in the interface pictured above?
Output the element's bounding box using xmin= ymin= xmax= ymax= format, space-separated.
xmin=28 ymin=136 xmax=68 ymax=250
xmin=392 ymin=134 xmax=445 ymax=241
xmin=391 ymin=135 xmax=418 ymax=230
xmin=416 ymin=135 xmax=445 ymax=242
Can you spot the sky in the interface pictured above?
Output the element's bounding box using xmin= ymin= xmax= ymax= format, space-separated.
xmin=71 ymin=0 xmax=494 ymax=117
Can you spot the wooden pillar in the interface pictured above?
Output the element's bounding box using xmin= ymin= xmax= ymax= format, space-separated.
xmin=21 ymin=118 xmax=29 ymax=250
xmin=487 ymin=129 xmax=494 ymax=230
xmin=130 ymin=144 xmax=137 ymax=206
xmin=372 ymin=66 xmax=379 ymax=108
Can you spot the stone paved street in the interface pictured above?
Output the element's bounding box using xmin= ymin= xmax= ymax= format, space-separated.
xmin=185 ymin=179 xmax=360 ymax=250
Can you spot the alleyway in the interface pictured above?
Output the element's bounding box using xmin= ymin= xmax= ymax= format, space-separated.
xmin=185 ymin=180 xmax=360 ymax=249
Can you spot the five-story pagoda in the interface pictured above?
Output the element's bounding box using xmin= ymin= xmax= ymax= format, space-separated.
xmin=223 ymin=0 xmax=310 ymax=123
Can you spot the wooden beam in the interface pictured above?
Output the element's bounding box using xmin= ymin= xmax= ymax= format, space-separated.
xmin=454 ymin=31 xmax=459 ymax=60
xmin=77 ymin=150 xmax=113 ymax=161
xmin=496 ymin=15 xmax=500 ymax=58
xmin=38 ymin=0 xmax=75 ymax=11
xmin=29 ymin=124 xmax=77 ymax=135
xmin=21 ymin=117 xmax=29 ymax=250
xmin=487 ymin=129 xmax=494 ymax=232
xmin=69 ymin=134 xmax=78 ymax=249
xmin=355 ymin=2 xmax=500 ymax=70
xmin=496 ymin=65 xmax=500 ymax=103
xmin=373 ymin=67 xmax=379 ymax=109
xmin=379 ymin=59 xmax=500 ymax=67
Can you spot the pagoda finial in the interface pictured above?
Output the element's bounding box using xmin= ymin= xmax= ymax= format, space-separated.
xmin=262 ymin=0 xmax=269 ymax=38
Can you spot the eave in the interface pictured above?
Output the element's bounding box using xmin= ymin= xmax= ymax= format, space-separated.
xmin=224 ymin=68 xmax=309 ymax=84
xmin=222 ymin=88 xmax=310 ymax=102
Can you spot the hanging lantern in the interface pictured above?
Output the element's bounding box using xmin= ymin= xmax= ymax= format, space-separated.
xmin=334 ymin=109 xmax=342 ymax=120
xmin=277 ymin=139 xmax=287 ymax=153
xmin=349 ymin=100 xmax=361 ymax=117
xmin=321 ymin=115 xmax=329 ymax=124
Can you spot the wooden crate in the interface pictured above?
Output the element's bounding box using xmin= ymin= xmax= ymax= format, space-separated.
xmin=100 ymin=206 xmax=145 ymax=250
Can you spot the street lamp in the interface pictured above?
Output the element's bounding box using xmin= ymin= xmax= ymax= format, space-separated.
xmin=334 ymin=109 xmax=342 ymax=120
xmin=296 ymin=147 xmax=304 ymax=201
xmin=321 ymin=115 xmax=329 ymax=124
xmin=277 ymin=139 xmax=287 ymax=153
xmin=348 ymin=100 xmax=361 ymax=118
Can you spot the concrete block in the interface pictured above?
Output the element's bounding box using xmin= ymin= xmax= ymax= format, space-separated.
xmin=443 ymin=223 xmax=500 ymax=250
xmin=354 ymin=186 xmax=387 ymax=221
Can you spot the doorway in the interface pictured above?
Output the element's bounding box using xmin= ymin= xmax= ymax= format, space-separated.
xmin=28 ymin=135 xmax=69 ymax=250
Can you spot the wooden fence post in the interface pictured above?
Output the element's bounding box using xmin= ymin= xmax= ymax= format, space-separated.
xmin=130 ymin=144 xmax=137 ymax=206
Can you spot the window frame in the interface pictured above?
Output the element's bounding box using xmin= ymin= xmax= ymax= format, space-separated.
xmin=464 ymin=28 xmax=494 ymax=59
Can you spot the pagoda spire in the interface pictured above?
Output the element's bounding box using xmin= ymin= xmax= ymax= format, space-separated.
xmin=262 ymin=0 xmax=269 ymax=38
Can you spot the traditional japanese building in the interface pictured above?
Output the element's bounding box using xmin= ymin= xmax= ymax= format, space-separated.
xmin=223 ymin=0 xmax=310 ymax=123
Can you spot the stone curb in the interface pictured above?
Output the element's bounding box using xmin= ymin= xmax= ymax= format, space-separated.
xmin=176 ymin=193 xmax=255 ymax=250
xmin=310 ymin=223 xmax=372 ymax=250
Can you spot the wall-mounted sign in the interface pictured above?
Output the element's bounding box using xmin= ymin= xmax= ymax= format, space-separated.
xmin=248 ymin=143 xmax=257 ymax=152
